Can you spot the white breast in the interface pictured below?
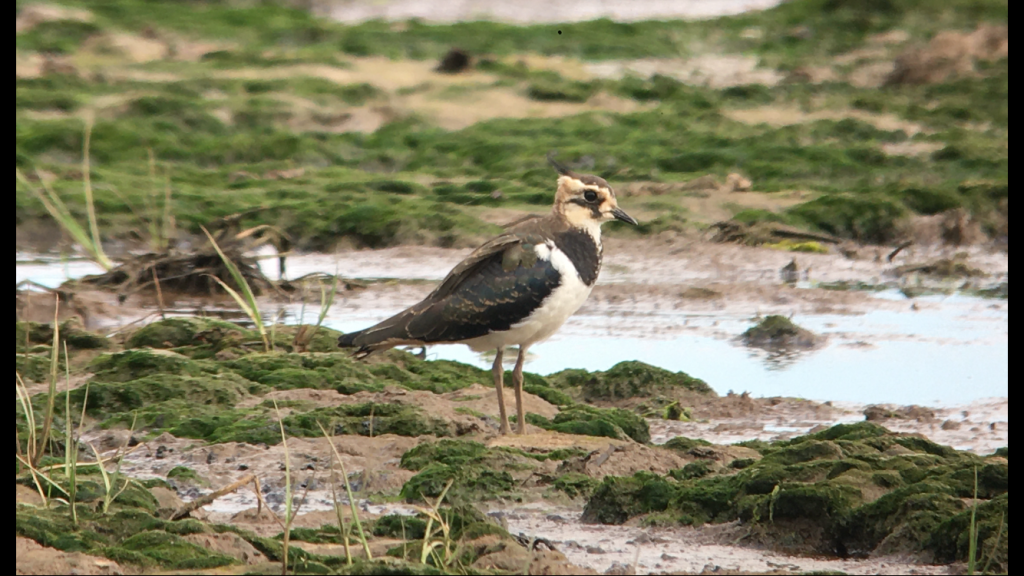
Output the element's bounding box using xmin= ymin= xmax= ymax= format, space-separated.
xmin=462 ymin=241 xmax=594 ymax=352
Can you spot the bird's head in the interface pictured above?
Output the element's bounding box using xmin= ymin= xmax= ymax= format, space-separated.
xmin=548 ymin=156 xmax=638 ymax=232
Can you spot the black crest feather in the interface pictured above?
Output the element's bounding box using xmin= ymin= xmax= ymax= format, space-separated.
xmin=546 ymin=153 xmax=574 ymax=177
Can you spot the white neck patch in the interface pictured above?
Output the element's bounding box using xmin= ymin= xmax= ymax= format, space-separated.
xmin=577 ymin=218 xmax=602 ymax=247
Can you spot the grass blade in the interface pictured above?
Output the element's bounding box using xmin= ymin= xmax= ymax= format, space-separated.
xmin=17 ymin=170 xmax=110 ymax=269
xmin=316 ymin=421 xmax=372 ymax=560
xmin=16 ymin=372 xmax=38 ymax=464
xmin=63 ymin=341 xmax=78 ymax=525
xmin=36 ymin=295 xmax=61 ymax=467
xmin=967 ymin=466 xmax=978 ymax=575
xmin=329 ymin=463 xmax=353 ymax=565
xmin=80 ymin=114 xmax=108 ymax=269
xmin=201 ymin=226 xmax=268 ymax=351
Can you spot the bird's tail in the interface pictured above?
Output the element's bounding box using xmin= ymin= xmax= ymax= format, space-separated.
xmin=337 ymin=311 xmax=422 ymax=359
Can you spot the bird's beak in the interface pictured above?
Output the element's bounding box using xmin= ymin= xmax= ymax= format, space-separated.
xmin=611 ymin=207 xmax=638 ymax=225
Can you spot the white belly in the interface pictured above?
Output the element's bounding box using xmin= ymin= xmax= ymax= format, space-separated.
xmin=463 ymin=242 xmax=593 ymax=352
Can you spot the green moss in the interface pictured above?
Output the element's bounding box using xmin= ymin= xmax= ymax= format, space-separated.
xmin=553 ymin=473 xmax=600 ymax=500
xmin=527 ymin=79 xmax=596 ymax=102
xmin=89 ymin=349 xmax=210 ymax=382
xmin=400 ymin=463 xmax=514 ymax=503
xmin=126 ymin=317 xmax=251 ymax=350
xmin=522 ymin=383 xmax=573 ymax=407
xmin=663 ymin=436 xmax=712 ymax=453
xmin=282 ymin=524 xmax=345 ymax=544
xmin=559 ymin=361 xmax=713 ymax=402
xmin=17 ymin=320 xmax=109 ymax=353
xmin=16 ymin=353 xmax=62 ymax=383
xmin=397 ymin=440 xmax=539 ymax=502
xmin=13 ymin=0 xmax=1008 ymax=250
xmin=532 ymin=405 xmax=650 ymax=443
xmin=788 ymin=193 xmax=908 ymax=244
xmin=403 ymin=359 xmax=491 ymax=393
xmin=373 ymin=514 xmax=427 ymax=540
xmin=400 ymin=439 xmax=488 ymax=471
xmin=285 ymin=402 xmax=453 ymax=439
xmin=662 ymin=401 xmax=692 ymax=421
xmin=334 ymin=559 xmax=442 ymax=575
xmin=110 ymin=530 xmax=235 ymax=569
xmin=929 ymin=493 xmax=1008 ymax=571
xmin=762 ymin=441 xmax=843 ymax=466
xmin=68 ymin=372 xmax=251 ymax=421
xmin=580 ymin=422 xmax=1007 ymax=560
xmin=166 ymin=466 xmax=205 ymax=485
xmin=742 ymin=315 xmax=819 ymax=350
xmin=17 ymin=19 xmax=100 ymax=54
xmin=763 ymin=239 xmax=830 ymax=254
xmin=582 ymin=472 xmax=676 ymax=524
xmin=670 ymin=460 xmax=715 ymax=481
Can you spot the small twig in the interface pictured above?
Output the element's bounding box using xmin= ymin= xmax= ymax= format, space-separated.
xmin=253 ymin=484 xmax=288 ymax=532
xmin=254 ymin=476 xmax=262 ymax=516
xmin=152 ymin=268 xmax=166 ymax=320
xmin=887 ymin=240 xmax=913 ymax=263
xmin=169 ymin=473 xmax=255 ymax=520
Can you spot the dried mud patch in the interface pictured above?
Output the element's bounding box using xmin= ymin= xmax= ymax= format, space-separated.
xmin=586 ymin=55 xmax=784 ymax=88
xmin=213 ymin=58 xmax=649 ymax=130
xmin=723 ymin=105 xmax=930 ymax=136
xmin=15 ymin=537 xmax=124 ymax=576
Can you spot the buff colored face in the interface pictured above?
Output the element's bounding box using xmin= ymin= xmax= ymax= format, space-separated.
xmin=557 ymin=175 xmax=638 ymax=228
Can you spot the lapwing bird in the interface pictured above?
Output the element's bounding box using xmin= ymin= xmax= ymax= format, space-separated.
xmin=338 ymin=157 xmax=637 ymax=434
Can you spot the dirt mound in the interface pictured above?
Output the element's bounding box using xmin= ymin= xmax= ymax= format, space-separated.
xmin=16 ymin=537 xmax=123 ymax=575
xmin=16 ymin=4 xmax=93 ymax=34
xmin=580 ymin=422 xmax=1008 ymax=570
xmin=181 ymin=533 xmax=264 ymax=565
xmin=863 ymin=404 xmax=937 ymax=423
xmin=740 ymin=315 xmax=822 ymax=351
xmin=557 ymin=443 xmax=688 ymax=480
xmin=886 ymin=25 xmax=1008 ymax=85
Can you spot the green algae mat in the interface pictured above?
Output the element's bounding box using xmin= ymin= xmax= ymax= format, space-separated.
xmin=16 ymin=0 xmax=1008 ymax=250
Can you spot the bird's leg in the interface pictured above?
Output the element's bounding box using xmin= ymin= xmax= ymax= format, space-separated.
xmin=492 ymin=348 xmax=511 ymax=435
xmin=513 ymin=346 xmax=528 ymax=435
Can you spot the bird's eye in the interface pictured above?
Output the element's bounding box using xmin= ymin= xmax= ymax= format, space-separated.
xmin=583 ymin=190 xmax=598 ymax=203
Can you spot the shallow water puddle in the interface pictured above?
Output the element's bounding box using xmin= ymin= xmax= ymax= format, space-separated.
xmin=16 ymin=253 xmax=105 ymax=287
xmin=17 ymin=251 xmax=1008 ymax=406
xmin=320 ymin=293 xmax=1008 ymax=406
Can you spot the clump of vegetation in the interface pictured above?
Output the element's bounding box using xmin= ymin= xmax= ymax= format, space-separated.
xmin=741 ymin=315 xmax=820 ymax=350
xmin=529 ymin=405 xmax=650 ymax=443
xmin=399 ymin=440 xmax=537 ymax=503
xmin=552 ymin=473 xmax=600 ymax=500
xmin=663 ymin=436 xmax=712 ymax=453
xmin=18 ymin=319 xmax=109 ymax=352
xmin=549 ymin=361 xmax=713 ymax=403
xmin=581 ymin=422 xmax=1008 ymax=569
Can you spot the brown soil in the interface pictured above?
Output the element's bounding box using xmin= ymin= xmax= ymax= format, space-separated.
xmin=15 ymin=4 xmax=93 ymax=34
xmin=722 ymin=106 xmax=930 ymax=137
xmin=239 ymin=382 xmax=560 ymax=432
xmin=214 ymin=58 xmax=650 ymax=131
xmin=16 ymin=537 xmax=125 ymax=576
xmin=886 ymin=25 xmax=1008 ymax=86
xmin=586 ymin=55 xmax=784 ymax=88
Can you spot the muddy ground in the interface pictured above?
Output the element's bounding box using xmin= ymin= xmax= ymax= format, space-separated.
xmin=16 ymin=232 xmax=1008 ymax=575
xmin=14 ymin=0 xmax=1008 ymax=572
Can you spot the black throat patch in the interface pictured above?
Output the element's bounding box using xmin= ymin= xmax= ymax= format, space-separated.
xmin=553 ymin=228 xmax=602 ymax=286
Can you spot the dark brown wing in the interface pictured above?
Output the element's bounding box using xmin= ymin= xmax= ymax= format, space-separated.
xmin=338 ymin=217 xmax=565 ymax=356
